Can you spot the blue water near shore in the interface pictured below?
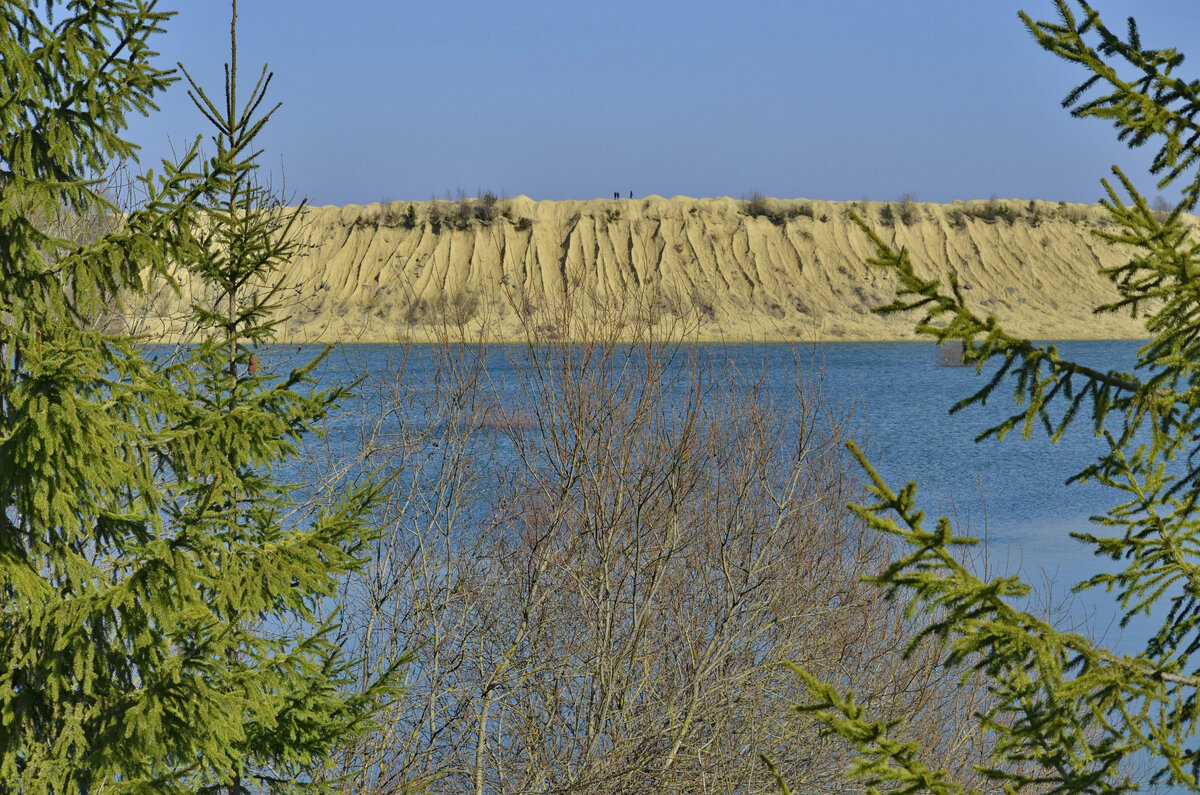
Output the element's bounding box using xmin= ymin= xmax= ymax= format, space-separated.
xmin=305 ymin=340 xmax=1136 ymax=560
xmin=286 ymin=338 xmax=1187 ymax=786
xmin=294 ymin=339 xmax=1154 ymax=641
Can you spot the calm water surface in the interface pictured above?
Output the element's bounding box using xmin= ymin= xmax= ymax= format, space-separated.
xmin=306 ymin=342 xmax=1136 ymax=539
xmin=270 ymin=338 xmax=1184 ymax=787
xmin=295 ymin=340 xmax=1149 ymax=638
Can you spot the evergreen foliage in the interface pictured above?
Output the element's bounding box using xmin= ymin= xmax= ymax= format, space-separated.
xmin=787 ymin=1 xmax=1200 ymax=792
xmin=0 ymin=1 xmax=399 ymax=791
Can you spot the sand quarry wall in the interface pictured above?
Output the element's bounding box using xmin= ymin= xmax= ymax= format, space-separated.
xmin=135 ymin=195 xmax=1171 ymax=343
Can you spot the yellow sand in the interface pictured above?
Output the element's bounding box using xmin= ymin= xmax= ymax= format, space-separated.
xmin=128 ymin=196 xmax=1175 ymax=343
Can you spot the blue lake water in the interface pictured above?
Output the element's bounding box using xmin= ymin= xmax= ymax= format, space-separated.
xmin=279 ymin=338 xmax=1189 ymax=787
xmin=306 ymin=342 xmax=1132 ymax=540
xmin=294 ymin=339 xmax=1149 ymax=643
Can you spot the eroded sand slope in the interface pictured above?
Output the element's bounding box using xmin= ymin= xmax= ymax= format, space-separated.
xmin=134 ymin=196 xmax=1169 ymax=342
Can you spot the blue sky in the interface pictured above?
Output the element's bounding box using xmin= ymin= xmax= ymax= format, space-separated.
xmin=124 ymin=1 xmax=1200 ymax=207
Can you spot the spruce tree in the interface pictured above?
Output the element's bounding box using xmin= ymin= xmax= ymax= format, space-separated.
xmin=785 ymin=2 xmax=1200 ymax=793
xmin=0 ymin=1 xmax=397 ymax=791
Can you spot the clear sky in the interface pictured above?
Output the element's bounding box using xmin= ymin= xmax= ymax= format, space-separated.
xmin=123 ymin=1 xmax=1200 ymax=207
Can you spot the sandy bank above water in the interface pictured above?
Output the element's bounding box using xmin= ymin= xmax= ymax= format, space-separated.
xmin=128 ymin=196 xmax=1174 ymax=343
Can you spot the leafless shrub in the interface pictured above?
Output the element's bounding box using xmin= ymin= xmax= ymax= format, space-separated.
xmin=427 ymin=197 xmax=446 ymax=232
xmin=744 ymin=191 xmax=785 ymax=225
xmin=1055 ymin=200 xmax=1088 ymax=224
xmin=318 ymin=299 xmax=1008 ymax=793
xmin=962 ymin=196 xmax=1017 ymax=225
xmin=379 ymin=200 xmax=406 ymax=227
xmin=475 ymin=190 xmax=499 ymax=224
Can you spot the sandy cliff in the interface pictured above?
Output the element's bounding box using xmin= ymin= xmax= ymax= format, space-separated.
xmin=132 ymin=196 xmax=1171 ymax=342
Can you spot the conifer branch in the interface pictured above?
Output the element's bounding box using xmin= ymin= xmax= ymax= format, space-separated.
xmin=802 ymin=28 xmax=1200 ymax=774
